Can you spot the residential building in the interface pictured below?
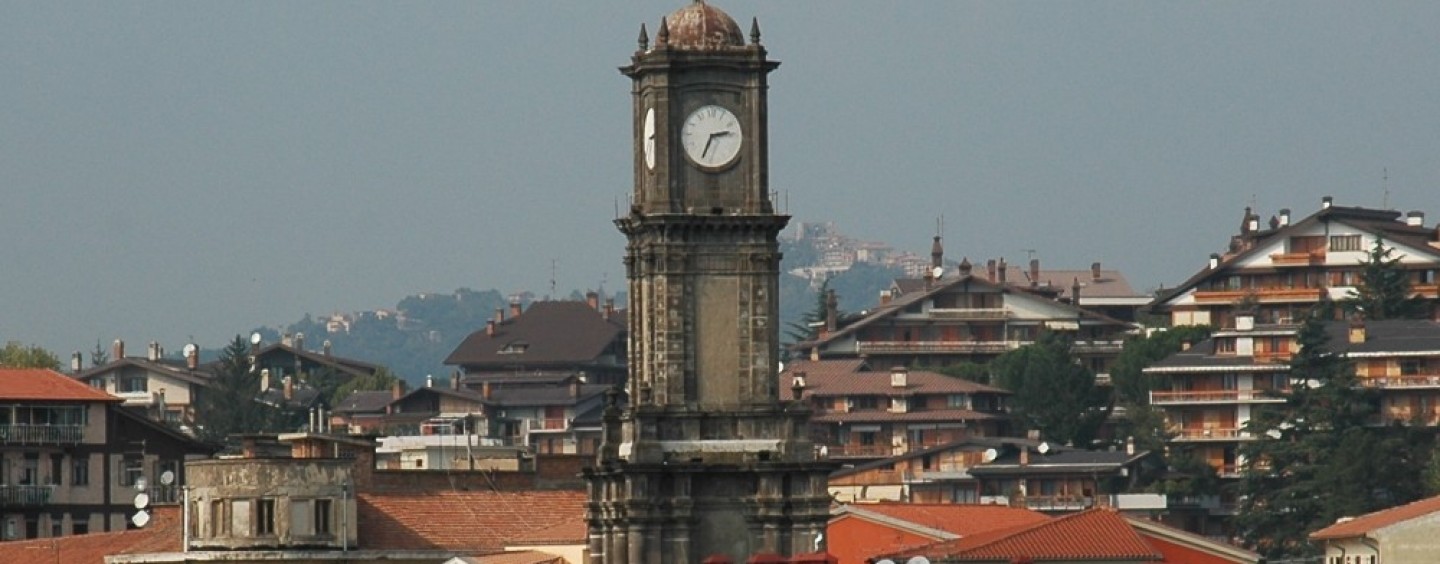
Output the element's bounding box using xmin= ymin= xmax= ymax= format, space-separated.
xmin=250 ymin=334 xmax=384 ymax=386
xmin=444 ymin=296 xmax=626 ymax=387
xmin=874 ymin=508 xmax=1164 ymax=563
xmin=1152 ymin=197 xmax=1440 ymax=330
xmin=826 ymin=438 xmax=1021 ymax=504
xmin=827 ymin=503 xmax=1050 ymax=564
xmin=74 ymin=340 xmax=209 ymax=427
xmin=967 ymin=440 xmax=1159 ymax=515
xmin=1309 ymin=494 xmax=1440 ymax=563
xmin=784 ymin=359 xmax=1010 ymax=462
xmin=795 ymin=252 xmax=1136 ymax=378
xmin=0 ymin=368 xmax=212 ymax=540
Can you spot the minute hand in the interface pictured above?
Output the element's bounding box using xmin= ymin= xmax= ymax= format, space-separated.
xmin=703 ymin=130 xmax=732 ymax=158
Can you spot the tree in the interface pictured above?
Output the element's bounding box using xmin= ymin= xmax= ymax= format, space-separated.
xmin=192 ymin=336 xmax=286 ymax=444
xmin=90 ymin=340 xmax=110 ymax=367
xmin=991 ymin=331 xmax=1110 ymax=446
xmin=0 ymin=342 xmax=60 ymax=370
xmin=1345 ymin=236 xmax=1429 ymax=320
xmin=1234 ymin=309 xmax=1389 ymax=560
xmin=785 ymin=278 xmax=836 ymax=346
xmin=1109 ymin=325 xmax=1214 ymax=407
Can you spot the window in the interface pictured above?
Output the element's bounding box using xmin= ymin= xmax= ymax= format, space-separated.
xmin=1216 ymin=339 xmax=1236 ymax=354
xmin=20 ymin=454 xmax=38 ymax=485
xmin=72 ymin=456 xmax=89 ymax=486
xmin=1402 ymin=360 xmax=1424 ymax=376
xmin=947 ymin=394 xmax=969 ymax=409
xmin=50 ymin=515 xmax=62 ymax=537
xmin=852 ymin=396 xmax=879 ymax=410
xmin=49 ymin=455 xmax=62 ymax=486
xmin=121 ymin=376 xmax=147 ymax=393
xmin=72 ymin=517 xmax=88 ymax=536
xmin=1330 ymin=234 xmax=1363 ymax=252
xmin=858 ymin=432 xmax=877 ymax=446
xmin=256 ymin=499 xmax=276 ymax=536
xmin=314 ymin=499 xmax=333 ymax=535
xmin=120 ymin=457 xmax=143 ymax=487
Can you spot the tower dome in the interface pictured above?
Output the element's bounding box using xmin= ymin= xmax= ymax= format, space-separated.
xmin=661 ymin=1 xmax=745 ymax=50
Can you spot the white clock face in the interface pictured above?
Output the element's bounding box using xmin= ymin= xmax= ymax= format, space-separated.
xmin=642 ymin=108 xmax=656 ymax=170
xmin=681 ymin=105 xmax=742 ymax=169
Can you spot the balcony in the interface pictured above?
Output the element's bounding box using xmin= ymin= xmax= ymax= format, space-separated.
xmin=525 ymin=418 xmax=570 ymax=433
xmin=1150 ymin=389 xmax=1286 ymax=405
xmin=927 ymin=308 xmax=1012 ymax=320
xmin=0 ymin=485 xmax=53 ymax=507
xmin=1072 ymin=340 xmax=1126 ymax=354
xmin=1192 ymin=287 xmax=1324 ymax=304
xmin=1358 ymin=375 xmax=1440 ymax=389
xmin=1024 ymin=495 xmax=1092 ymax=512
xmin=1268 ymin=251 xmax=1326 ymax=266
xmin=827 ymin=444 xmax=895 ymax=459
xmin=0 ymin=424 xmax=83 ymax=445
xmin=1169 ymin=427 xmax=1247 ymax=442
xmin=856 ymin=341 xmax=1016 ymax=355
xmin=115 ymin=390 xmax=156 ymax=406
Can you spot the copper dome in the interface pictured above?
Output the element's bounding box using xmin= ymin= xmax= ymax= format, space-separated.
xmin=661 ymin=1 xmax=745 ymax=50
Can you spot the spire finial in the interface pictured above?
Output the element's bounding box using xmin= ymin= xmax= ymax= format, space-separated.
xmin=657 ymin=16 xmax=670 ymax=47
xmin=750 ymin=17 xmax=761 ymax=45
xmin=638 ymin=23 xmax=649 ymax=51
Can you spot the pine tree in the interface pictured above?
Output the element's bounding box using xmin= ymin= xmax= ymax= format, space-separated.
xmin=991 ymin=331 xmax=1110 ymax=446
xmin=193 ymin=336 xmax=286 ymax=444
xmin=1345 ymin=236 xmax=1429 ymax=320
xmin=784 ymin=279 xmax=836 ymax=346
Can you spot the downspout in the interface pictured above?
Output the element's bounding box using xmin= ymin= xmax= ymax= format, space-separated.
xmin=341 ymin=482 xmax=350 ymax=552
xmin=181 ymin=486 xmax=189 ymax=553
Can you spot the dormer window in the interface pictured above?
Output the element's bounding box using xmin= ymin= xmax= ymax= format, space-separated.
xmin=499 ymin=341 xmax=529 ymax=355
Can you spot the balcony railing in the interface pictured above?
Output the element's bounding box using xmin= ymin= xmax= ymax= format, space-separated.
xmin=1193 ymin=288 xmax=1324 ymax=304
xmin=1150 ymin=389 xmax=1285 ymax=405
xmin=827 ymin=444 xmax=895 ymax=458
xmin=1169 ymin=427 xmax=1246 ymax=441
xmin=1358 ymin=375 xmax=1440 ymax=389
xmin=0 ymin=424 xmax=84 ymax=445
xmin=1023 ymin=495 xmax=1093 ymax=511
xmin=1268 ymin=251 xmax=1326 ymax=266
xmin=926 ymin=308 xmax=1012 ymax=320
xmin=0 ymin=485 xmax=53 ymax=507
xmin=525 ymin=418 xmax=570 ymax=433
xmin=856 ymin=339 xmax=1123 ymax=355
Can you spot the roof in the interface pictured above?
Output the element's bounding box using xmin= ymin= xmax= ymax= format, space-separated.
xmin=252 ymin=342 xmax=382 ymax=379
xmin=445 ymin=301 xmax=626 ymax=369
xmin=661 ymin=0 xmax=745 ymax=50
xmin=1310 ymin=494 xmax=1440 ymax=540
xmin=335 ymin=390 xmax=395 ymax=414
xmin=837 ymin=503 xmax=1051 ymax=538
xmin=358 ymin=489 xmax=587 ymax=552
xmin=970 ymin=445 xmax=1151 ymax=477
xmin=783 ymin=359 xmax=1009 ymax=397
xmin=1126 ymin=517 xmax=1260 ymax=563
xmin=507 ymin=513 xmax=588 ymax=545
xmin=0 ymin=368 xmax=120 ymax=402
xmin=0 ymin=507 xmax=180 ymax=564
xmin=489 ymin=383 xmax=610 ymax=408
xmin=830 ymin=437 xmax=1036 ymax=479
xmin=1328 ymin=319 xmax=1440 ymax=356
xmin=885 ymin=508 xmax=1162 ymax=562
xmin=461 ymin=551 xmax=567 ymax=564
xmin=74 ymin=356 xmax=213 ymax=387
xmin=897 ymin=265 xmax=1146 ymax=302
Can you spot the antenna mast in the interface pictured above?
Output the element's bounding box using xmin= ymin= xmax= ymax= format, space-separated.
xmin=1383 ymin=167 xmax=1390 ymax=209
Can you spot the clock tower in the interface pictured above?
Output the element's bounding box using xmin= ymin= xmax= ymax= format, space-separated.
xmin=585 ymin=2 xmax=834 ymax=563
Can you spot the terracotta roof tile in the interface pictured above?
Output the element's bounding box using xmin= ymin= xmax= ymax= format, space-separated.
xmin=847 ymin=503 xmax=1050 ymax=537
xmin=885 ymin=508 xmax=1161 ymax=562
xmin=467 ymin=551 xmax=568 ymax=564
xmin=358 ymin=489 xmax=586 ymax=552
xmin=1311 ymin=494 xmax=1440 ymax=540
xmin=0 ymin=507 xmax=180 ymax=564
xmin=0 ymin=368 xmax=120 ymax=402
xmin=509 ymin=513 xmax=588 ymax=545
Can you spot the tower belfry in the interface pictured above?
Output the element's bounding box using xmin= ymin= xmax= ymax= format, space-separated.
xmin=584 ymin=2 xmax=834 ymax=563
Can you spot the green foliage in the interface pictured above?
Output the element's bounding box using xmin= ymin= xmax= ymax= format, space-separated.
xmin=193 ymin=336 xmax=287 ymax=444
xmin=0 ymin=342 xmax=60 ymax=370
xmin=1110 ymin=326 xmax=1214 ymax=407
xmin=1149 ymin=451 xmax=1221 ymax=498
xmin=785 ymin=278 xmax=834 ymax=345
xmin=1345 ymin=236 xmax=1429 ymax=320
xmin=1234 ymin=310 xmax=1426 ymax=560
xmin=90 ymin=340 xmax=109 ymax=367
xmin=991 ymin=331 xmax=1111 ymax=446
xmin=330 ymin=366 xmax=401 ymax=406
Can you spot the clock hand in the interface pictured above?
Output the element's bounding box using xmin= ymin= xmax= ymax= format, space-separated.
xmin=702 ymin=135 xmax=715 ymax=158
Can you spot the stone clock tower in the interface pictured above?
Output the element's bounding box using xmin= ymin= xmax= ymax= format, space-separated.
xmin=584 ymin=2 xmax=834 ymax=563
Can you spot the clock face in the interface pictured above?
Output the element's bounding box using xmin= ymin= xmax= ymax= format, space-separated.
xmin=681 ymin=105 xmax=743 ymax=169
xmin=642 ymin=107 xmax=656 ymax=170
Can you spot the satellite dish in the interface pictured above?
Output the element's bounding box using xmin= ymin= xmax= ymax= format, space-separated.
xmin=131 ymin=509 xmax=150 ymax=528
xmin=250 ymin=332 xmax=263 ymax=346
xmin=907 ymin=557 xmax=932 ymax=564
xmin=876 ymin=560 xmax=897 ymax=564
xmin=982 ymin=448 xmax=998 ymax=462
xmin=160 ymin=470 xmax=176 ymax=485
xmin=134 ymin=476 xmax=147 ymax=492
xmin=133 ymin=492 xmax=150 ymax=509
xmin=182 ymin=344 xmax=197 ymax=357
xmin=1037 ymin=442 xmax=1051 ymax=455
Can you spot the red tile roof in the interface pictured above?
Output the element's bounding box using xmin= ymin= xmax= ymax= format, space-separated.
xmin=509 ymin=513 xmax=588 ymax=545
xmin=885 ymin=508 xmax=1162 ymax=562
xmin=0 ymin=368 xmax=120 ymax=402
xmin=468 ymin=550 xmax=568 ymax=564
xmin=1310 ymin=494 xmax=1440 ymax=540
xmin=0 ymin=507 xmax=180 ymax=564
xmin=358 ymin=489 xmax=587 ymax=552
xmin=845 ymin=503 xmax=1050 ymax=537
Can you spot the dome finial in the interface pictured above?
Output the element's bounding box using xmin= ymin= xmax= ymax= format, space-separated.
xmin=656 ymin=16 xmax=670 ymax=47
xmin=750 ymin=17 xmax=761 ymax=44
xmin=638 ymin=22 xmax=649 ymax=51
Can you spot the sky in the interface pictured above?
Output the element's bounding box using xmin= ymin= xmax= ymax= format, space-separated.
xmin=4 ymin=1 xmax=1440 ymax=356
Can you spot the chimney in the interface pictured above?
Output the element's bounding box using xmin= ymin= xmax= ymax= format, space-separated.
xmin=997 ymin=258 xmax=1007 ymax=284
xmin=494 ymin=308 xmax=505 ymax=325
xmin=186 ymin=345 xmax=198 ymax=370
xmin=260 ymin=369 xmax=271 ymax=392
xmin=1240 ymin=206 xmax=1253 ymax=234
xmin=1180 ymin=340 xmax=1192 ymax=351
xmin=426 ymin=374 xmax=433 ymax=388
xmin=890 ymin=366 xmax=908 ymax=389
xmin=113 ymin=339 xmax=124 ymax=360
xmin=391 ymin=379 xmax=404 ymax=400
xmin=70 ymin=352 xmax=82 ymax=373
xmin=604 ymin=298 xmax=615 ymax=320
xmin=281 ymin=332 xmax=292 ymax=347
xmin=509 ymin=300 xmax=523 ymax=319
xmin=959 ymin=257 xmax=973 ymax=277
xmin=295 ymin=332 xmax=304 ymax=352
xmin=931 ymin=236 xmax=944 ymax=269
xmin=147 ymin=341 xmax=160 ymax=362
xmin=1208 ymin=253 xmax=1221 ymax=270
xmin=283 ymin=376 xmax=293 ymax=401
xmin=790 ymin=371 xmax=807 ymax=400
xmin=323 ymin=340 xmax=332 ymax=357
xmin=486 ymin=319 xmax=496 ymax=336
xmin=1407 ymin=210 xmax=1425 ymax=227
xmin=1028 ymin=259 xmax=1039 ymax=288
xmin=586 ymin=291 xmax=600 ymax=310
xmin=1349 ymin=320 xmax=1367 ymax=344
xmin=1072 ymin=278 xmax=1081 ymax=307
xmin=1279 ymin=208 xmax=1291 ymax=227
xmin=986 ymin=259 xmax=997 ymax=281
xmin=1026 ymin=429 xmax=1041 ymax=440
xmin=824 ymin=289 xmax=838 ymax=334
xmin=1126 ymin=436 xmax=1135 ymax=455
xmin=1091 ymin=262 xmax=1102 ymax=281
xmin=879 ymin=289 xmax=892 ymax=306
xmin=482 ymin=380 xmax=493 ymax=401
xmin=1322 ymin=195 xmax=1333 ymax=209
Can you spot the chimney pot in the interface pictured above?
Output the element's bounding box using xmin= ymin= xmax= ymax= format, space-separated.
xmin=260 ymin=369 xmax=271 ymax=392
xmin=509 ymin=301 xmax=523 ymax=319
xmin=323 ymin=340 xmax=332 ymax=357
xmin=186 ymin=345 xmax=198 ymax=370
xmin=1279 ymin=208 xmax=1291 ymax=227
xmin=1407 ymin=210 xmax=1425 ymax=227
xmin=71 ymin=352 xmax=82 ymax=373
xmin=486 ymin=320 xmax=496 ymax=337
xmin=113 ymin=339 xmax=124 ymax=361
xmin=997 ymin=258 xmax=1008 ymax=284
xmin=426 ymin=374 xmax=433 ymax=388
xmin=879 ymin=289 xmax=892 ymax=306
xmin=890 ymin=365 xmax=908 ymax=388
xmin=1322 ymin=195 xmax=1333 ymax=209
xmin=494 ymin=308 xmax=505 ymax=325
xmin=1349 ymin=320 xmax=1367 ymax=344
xmin=1126 ymin=435 xmax=1135 ymax=456
xmin=1029 ymin=258 xmax=1040 ymax=288
xmin=1209 ymin=253 xmax=1221 ymax=270
xmin=586 ymin=292 xmax=600 ymax=310
xmin=1091 ymin=262 xmax=1102 ymax=281
xmin=986 ymin=259 xmax=997 ymax=281
xmin=148 ymin=341 xmax=160 ymax=362
xmin=391 ymin=380 xmax=404 ymax=400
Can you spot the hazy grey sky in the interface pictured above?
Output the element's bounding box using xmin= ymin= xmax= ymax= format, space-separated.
xmin=4 ymin=1 xmax=1439 ymax=355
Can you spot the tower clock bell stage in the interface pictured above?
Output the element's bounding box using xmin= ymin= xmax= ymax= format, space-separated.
xmin=584 ymin=2 xmax=836 ymax=563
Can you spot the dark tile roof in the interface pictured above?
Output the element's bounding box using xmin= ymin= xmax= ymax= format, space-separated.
xmin=830 ymin=437 xmax=1035 ymax=479
xmin=782 ymin=359 xmax=1009 ymax=397
xmin=0 ymin=507 xmax=181 ymax=564
xmin=445 ymin=301 xmax=626 ymax=368
xmin=253 ymin=342 xmax=382 ymax=379
xmin=1143 ymin=337 xmax=1292 ymax=373
xmin=489 ymin=383 xmax=610 ymax=408
xmin=970 ymin=445 xmax=1151 ymax=476
xmin=1327 ymin=319 xmax=1440 ymax=355
xmin=74 ymin=356 xmax=215 ymax=387
xmin=335 ymin=390 xmax=396 ymax=414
